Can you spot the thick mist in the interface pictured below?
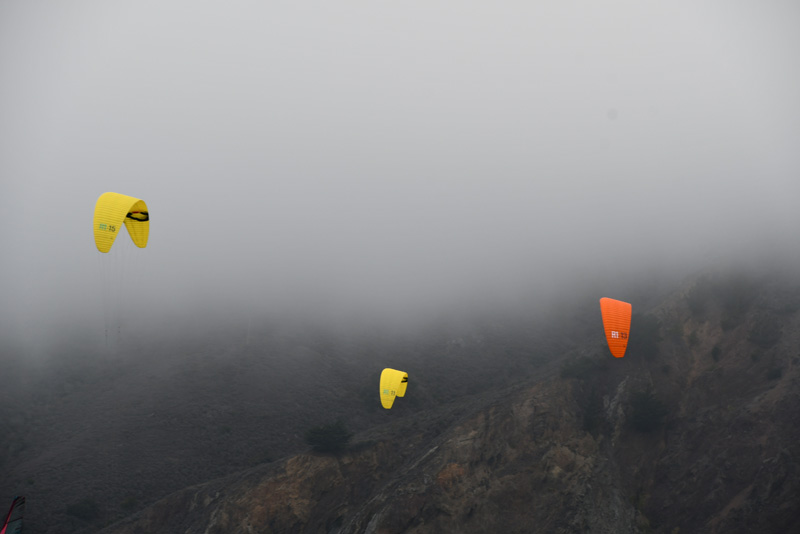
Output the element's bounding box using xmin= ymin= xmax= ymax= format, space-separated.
xmin=2 ymin=1 xmax=799 ymax=356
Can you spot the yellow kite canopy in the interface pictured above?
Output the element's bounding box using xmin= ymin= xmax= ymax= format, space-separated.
xmin=93 ymin=192 xmax=149 ymax=253
xmin=600 ymin=297 xmax=632 ymax=358
xmin=380 ymin=368 xmax=408 ymax=409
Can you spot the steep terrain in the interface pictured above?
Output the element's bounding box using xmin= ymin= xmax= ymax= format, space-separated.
xmin=3 ymin=269 xmax=799 ymax=533
xmin=99 ymin=269 xmax=800 ymax=533
xmin=0 ymin=307 xmax=563 ymax=533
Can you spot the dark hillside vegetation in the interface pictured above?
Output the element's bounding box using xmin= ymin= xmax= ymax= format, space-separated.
xmin=3 ymin=269 xmax=800 ymax=533
xmin=0 ymin=304 xmax=568 ymax=533
xmin=98 ymin=268 xmax=800 ymax=533
xmin=560 ymin=269 xmax=800 ymax=533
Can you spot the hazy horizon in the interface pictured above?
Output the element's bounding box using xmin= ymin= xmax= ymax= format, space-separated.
xmin=2 ymin=1 xmax=799 ymax=354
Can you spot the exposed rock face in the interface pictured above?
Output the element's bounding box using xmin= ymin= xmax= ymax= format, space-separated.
xmin=104 ymin=379 xmax=646 ymax=534
xmin=102 ymin=273 xmax=800 ymax=533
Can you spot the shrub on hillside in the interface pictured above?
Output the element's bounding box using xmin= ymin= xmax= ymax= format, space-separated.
xmin=304 ymin=419 xmax=353 ymax=453
xmin=629 ymin=387 xmax=668 ymax=433
xmin=578 ymin=385 xmax=606 ymax=436
xmin=766 ymin=367 xmax=782 ymax=381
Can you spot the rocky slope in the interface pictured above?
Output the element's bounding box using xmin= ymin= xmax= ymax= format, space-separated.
xmin=0 ymin=306 xmax=561 ymax=533
xmin=101 ymin=271 xmax=800 ymax=533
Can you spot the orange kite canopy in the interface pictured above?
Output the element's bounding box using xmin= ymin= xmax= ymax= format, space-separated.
xmin=599 ymin=297 xmax=632 ymax=358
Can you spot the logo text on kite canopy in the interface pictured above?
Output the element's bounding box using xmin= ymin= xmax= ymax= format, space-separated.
xmin=98 ymin=223 xmax=116 ymax=232
xmin=611 ymin=331 xmax=628 ymax=339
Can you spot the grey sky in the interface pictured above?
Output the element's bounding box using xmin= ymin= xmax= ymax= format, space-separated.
xmin=2 ymin=1 xmax=799 ymax=346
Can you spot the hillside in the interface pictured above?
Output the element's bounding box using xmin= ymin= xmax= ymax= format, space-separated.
xmin=3 ymin=268 xmax=799 ymax=533
xmin=0 ymin=300 xmax=563 ymax=533
xmin=98 ymin=268 xmax=800 ymax=533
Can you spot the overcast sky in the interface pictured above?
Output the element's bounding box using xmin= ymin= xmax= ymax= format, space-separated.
xmin=2 ymin=1 xmax=799 ymax=347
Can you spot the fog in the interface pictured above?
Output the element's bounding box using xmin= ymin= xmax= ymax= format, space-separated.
xmin=2 ymin=1 xmax=799 ymax=355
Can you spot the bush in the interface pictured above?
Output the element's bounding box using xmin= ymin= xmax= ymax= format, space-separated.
xmin=766 ymin=368 xmax=782 ymax=381
xmin=748 ymin=316 xmax=782 ymax=349
xmin=578 ymin=386 xmax=605 ymax=436
xmin=304 ymin=419 xmax=353 ymax=453
xmin=629 ymin=387 xmax=668 ymax=433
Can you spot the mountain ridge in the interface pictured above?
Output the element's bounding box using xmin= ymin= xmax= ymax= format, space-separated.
xmin=100 ymin=269 xmax=800 ymax=533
